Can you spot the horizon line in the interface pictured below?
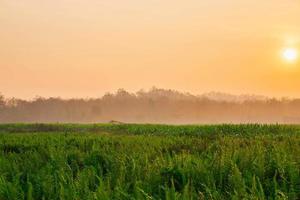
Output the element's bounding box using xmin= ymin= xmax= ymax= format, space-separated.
xmin=1 ymin=87 xmax=299 ymax=101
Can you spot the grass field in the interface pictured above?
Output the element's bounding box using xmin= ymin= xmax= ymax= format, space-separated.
xmin=0 ymin=124 xmax=300 ymax=200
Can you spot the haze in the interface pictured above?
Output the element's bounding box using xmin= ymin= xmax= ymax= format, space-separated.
xmin=1 ymin=0 xmax=300 ymax=99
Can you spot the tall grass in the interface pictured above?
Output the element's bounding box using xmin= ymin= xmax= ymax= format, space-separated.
xmin=0 ymin=124 xmax=299 ymax=199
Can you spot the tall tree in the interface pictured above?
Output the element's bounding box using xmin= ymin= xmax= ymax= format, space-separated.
xmin=0 ymin=93 xmax=5 ymax=107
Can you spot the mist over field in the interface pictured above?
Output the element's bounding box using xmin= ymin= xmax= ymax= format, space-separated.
xmin=1 ymin=88 xmax=300 ymax=124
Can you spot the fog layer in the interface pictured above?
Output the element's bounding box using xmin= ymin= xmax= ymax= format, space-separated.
xmin=0 ymin=88 xmax=299 ymax=124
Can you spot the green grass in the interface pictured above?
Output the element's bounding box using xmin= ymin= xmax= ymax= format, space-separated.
xmin=0 ymin=124 xmax=300 ymax=199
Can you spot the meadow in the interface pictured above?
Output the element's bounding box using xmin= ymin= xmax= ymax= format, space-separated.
xmin=0 ymin=124 xmax=299 ymax=200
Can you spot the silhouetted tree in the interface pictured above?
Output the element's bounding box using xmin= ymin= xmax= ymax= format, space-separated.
xmin=0 ymin=93 xmax=5 ymax=108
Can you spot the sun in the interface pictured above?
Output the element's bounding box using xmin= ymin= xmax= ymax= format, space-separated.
xmin=282 ymin=48 xmax=298 ymax=62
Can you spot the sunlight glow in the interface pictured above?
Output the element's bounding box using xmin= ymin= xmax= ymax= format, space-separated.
xmin=282 ymin=48 xmax=298 ymax=62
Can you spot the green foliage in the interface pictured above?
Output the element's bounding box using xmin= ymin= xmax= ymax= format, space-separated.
xmin=0 ymin=124 xmax=299 ymax=199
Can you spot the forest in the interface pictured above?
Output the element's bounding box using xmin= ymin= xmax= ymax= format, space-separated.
xmin=1 ymin=88 xmax=300 ymax=123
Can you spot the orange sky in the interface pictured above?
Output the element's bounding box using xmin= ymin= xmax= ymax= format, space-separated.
xmin=1 ymin=0 xmax=300 ymax=99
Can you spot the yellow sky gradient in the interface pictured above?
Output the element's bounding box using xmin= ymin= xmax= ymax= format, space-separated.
xmin=1 ymin=0 xmax=300 ymax=99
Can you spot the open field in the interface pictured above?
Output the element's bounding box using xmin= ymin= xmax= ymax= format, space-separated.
xmin=0 ymin=124 xmax=300 ymax=200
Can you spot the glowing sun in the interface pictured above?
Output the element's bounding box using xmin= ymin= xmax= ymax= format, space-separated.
xmin=282 ymin=48 xmax=298 ymax=62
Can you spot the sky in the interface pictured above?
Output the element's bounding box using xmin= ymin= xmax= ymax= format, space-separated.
xmin=0 ymin=0 xmax=300 ymax=99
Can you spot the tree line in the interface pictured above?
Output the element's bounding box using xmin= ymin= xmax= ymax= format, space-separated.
xmin=1 ymin=88 xmax=300 ymax=123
